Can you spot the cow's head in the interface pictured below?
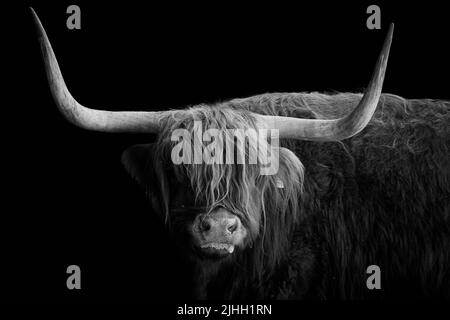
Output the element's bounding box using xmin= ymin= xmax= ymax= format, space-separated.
xmin=120 ymin=107 xmax=306 ymax=267
xmin=31 ymin=7 xmax=393 ymax=280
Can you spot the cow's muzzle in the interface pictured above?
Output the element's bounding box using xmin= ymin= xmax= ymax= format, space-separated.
xmin=191 ymin=207 xmax=247 ymax=258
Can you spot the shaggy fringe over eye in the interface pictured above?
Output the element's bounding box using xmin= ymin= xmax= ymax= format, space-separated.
xmin=154 ymin=104 xmax=305 ymax=252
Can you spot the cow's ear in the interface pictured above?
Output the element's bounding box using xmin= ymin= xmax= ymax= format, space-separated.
xmin=121 ymin=143 xmax=154 ymax=187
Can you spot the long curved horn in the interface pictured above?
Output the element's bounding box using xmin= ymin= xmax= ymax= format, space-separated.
xmin=256 ymin=24 xmax=394 ymax=141
xmin=30 ymin=7 xmax=163 ymax=133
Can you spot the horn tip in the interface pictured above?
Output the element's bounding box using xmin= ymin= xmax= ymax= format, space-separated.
xmin=384 ymin=24 xmax=394 ymax=48
xmin=29 ymin=7 xmax=38 ymax=19
xmin=29 ymin=6 xmax=39 ymax=25
xmin=387 ymin=23 xmax=394 ymax=38
xmin=29 ymin=7 xmax=47 ymax=42
xmin=380 ymin=23 xmax=394 ymax=61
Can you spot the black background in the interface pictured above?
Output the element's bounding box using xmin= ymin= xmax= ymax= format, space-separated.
xmin=4 ymin=0 xmax=449 ymax=306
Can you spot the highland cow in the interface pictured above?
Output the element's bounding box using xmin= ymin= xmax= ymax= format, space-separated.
xmin=31 ymin=8 xmax=450 ymax=299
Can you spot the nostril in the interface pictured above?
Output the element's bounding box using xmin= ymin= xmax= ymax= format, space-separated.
xmin=200 ymin=218 xmax=211 ymax=232
xmin=227 ymin=219 xmax=238 ymax=234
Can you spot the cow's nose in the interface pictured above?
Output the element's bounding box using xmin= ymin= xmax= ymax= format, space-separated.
xmin=196 ymin=208 xmax=241 ymax=239
xmin=192 ymin=207 xmax=247 ymax=249
xmin=199 ymin=215 xmax=238 ymax=235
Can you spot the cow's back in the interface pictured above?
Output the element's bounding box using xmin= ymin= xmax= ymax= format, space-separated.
xmin=291 ymin=94 xmax=450 ymax=299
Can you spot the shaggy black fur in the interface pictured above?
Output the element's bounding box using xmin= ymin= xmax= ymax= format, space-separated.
xmin=124 ymin=92 xmax=450 ymax=299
